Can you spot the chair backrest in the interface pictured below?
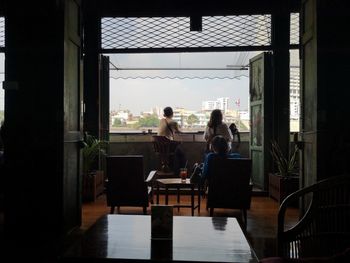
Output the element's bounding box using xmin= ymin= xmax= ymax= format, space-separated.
xmin=106 ymin=155 xmax=148 ymax=207
xmin=207 ymin=157 xmax=252 ymax=209
xmin=152 ymin=136 xmax=179 ymax=171
xmin=152 ymin=135 xmax=171 ymax=153
xmin=278 ymin=174 xmax=350 ymax=259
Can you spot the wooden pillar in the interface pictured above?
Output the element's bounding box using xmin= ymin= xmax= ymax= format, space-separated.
xmin=271 ymin=10 xmax=291 ymax=161
xmin=316 ymin=1 xmax=350 ymax=180
xmin=83 ymin=0 xmax=100 ymax=138
xmin=4 ymin=1 xmax=65 ymax=258
xmin=4 ymin=0 xmax=83 ymax=259
xmin=301 ymin=0 xmax=350 ymax=186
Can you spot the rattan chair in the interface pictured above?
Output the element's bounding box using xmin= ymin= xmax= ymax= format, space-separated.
xmin=277 ymin=174 xmax=350 ymax=259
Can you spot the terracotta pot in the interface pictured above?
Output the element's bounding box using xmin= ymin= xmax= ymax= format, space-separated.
xmin=268 ymin=173 xmax=299 ymax=205
xmin=82 ymin=170 xmax=105 ymax=202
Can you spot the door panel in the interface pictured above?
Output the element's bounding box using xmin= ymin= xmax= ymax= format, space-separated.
xmin=300 ymin=0 xmax=317 ymax=189
xmin=63 ymin=0 xmax=83 ymax=233
xmin=249 ymin=52 xmax=273 ymax=190
xmin=99 ymin=55 xmax=110 ymax=142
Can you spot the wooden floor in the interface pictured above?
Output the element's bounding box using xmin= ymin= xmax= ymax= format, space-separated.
xmin=82 ymin=194 xmax=299 ymax=260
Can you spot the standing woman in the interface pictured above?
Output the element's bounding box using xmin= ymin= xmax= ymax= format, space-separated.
xmin=204 ymin=109 xmax=233 ymax=152
xmin=158 ymin=106 xmax=181 ymax=140
xmin=157 ymin=107 xmax=186 ymax=175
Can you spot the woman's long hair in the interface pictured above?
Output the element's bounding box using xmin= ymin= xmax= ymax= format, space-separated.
xmin=208 ymin=109 xmax=223 ymax=129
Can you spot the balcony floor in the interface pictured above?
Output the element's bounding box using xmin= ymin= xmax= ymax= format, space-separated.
xmin=81 ymin=194 xmax=299 ymax=260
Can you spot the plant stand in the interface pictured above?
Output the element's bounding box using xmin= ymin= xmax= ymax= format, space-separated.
xmin=268 ymin=173 xmax=299 ymax=205
xmin=83 ymin=170 xmax=105 ymax=202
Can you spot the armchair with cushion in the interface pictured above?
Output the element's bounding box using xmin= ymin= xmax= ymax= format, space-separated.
xmin=106 ymin=155 xmax=155 ymax=214
xmin=206 ymin=157 xmax=253 ymax=229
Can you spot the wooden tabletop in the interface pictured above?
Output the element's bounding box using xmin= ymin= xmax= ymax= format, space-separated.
xmin=63 ymin=214 xmax=258 ymax=263
xmin=157 ymin=178 xmax=194 ymax=186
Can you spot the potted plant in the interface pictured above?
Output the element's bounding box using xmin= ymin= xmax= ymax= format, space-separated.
xmin=269 ymin=140 xmax=299 ymax=204
xmin=82 ymin=132 xmax=107 ymax=202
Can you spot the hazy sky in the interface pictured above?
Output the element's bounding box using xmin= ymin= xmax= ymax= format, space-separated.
xmin=108 ymin=52 xmax=257 ymax=114
xmin=110 ymin=77 xmax=249 ymax=114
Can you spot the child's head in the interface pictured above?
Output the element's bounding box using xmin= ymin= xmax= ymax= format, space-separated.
xmin=229 ymin=123 xmax=237 ymax=130
xmin=211 ymin=135 xmax=228 ymax=154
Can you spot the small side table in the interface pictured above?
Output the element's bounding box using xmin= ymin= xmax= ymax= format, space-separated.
xmin=156 ymin=178 xmax=201 ymax=216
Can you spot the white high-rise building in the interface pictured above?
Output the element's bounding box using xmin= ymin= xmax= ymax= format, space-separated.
xmin=202 ymin=101 xmax=218 ymax=111
xmin=202 ymin=97 xmax=229 ymax=112
xmin=290 ymin=67 xmax=300 ymax=119
xmin=217 ymin=97 xmax=229 ymax=113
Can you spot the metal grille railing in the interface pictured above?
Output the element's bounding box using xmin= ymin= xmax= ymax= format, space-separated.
xmin=0 ymin=17 xmax=5 ymax=48
xmin=101 ymin=15 xmax=272 ymax=51
xmin=290 ymin=13 xmax=299 ymax=45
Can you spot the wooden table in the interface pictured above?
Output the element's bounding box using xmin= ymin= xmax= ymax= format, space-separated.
xmin=156 ymin=178 xmax=200 ymax=216
xmin=63 ymin=214 xmax=258 ymax=263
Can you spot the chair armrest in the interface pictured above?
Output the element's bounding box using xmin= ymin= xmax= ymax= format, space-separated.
xmin=145 ymin=170 xmax=157 ymax=185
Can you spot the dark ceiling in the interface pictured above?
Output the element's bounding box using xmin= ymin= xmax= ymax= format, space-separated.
xmin=98 ymin=0 xmax=301 ymax=17
xmin=0 ymin=0 xmax=301 ymax=18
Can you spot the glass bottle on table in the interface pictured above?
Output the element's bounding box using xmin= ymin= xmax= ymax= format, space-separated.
xmin=179 ymin=168 xmax=187 ymax=182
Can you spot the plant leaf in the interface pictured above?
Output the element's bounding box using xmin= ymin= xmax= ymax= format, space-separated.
xmin=270 ymin=140 xmax=297 ymax=177
xmin=82 ymin=133 xmax=108 ymax=174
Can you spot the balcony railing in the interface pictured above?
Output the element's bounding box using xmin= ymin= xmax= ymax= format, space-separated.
xmin=108 ymin=131 xmax=250 ymax=176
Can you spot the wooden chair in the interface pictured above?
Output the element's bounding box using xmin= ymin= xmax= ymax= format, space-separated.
xmin=152 ymin=135 xmax=179 ymax=175
xmin=206 ymin=157 xmax=253 ymax=229
xmin=278 ymin=174 xmax=350 ymax=259
xmin=106 ymin=155 xmax=155 ymax=214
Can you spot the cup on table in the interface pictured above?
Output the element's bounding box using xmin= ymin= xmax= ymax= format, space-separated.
xmin=179 ymin=168 xmax=187 ymax=182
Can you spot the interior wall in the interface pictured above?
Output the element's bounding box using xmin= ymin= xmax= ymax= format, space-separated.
xmin=317 ymin=0 xmax=350 ymax=179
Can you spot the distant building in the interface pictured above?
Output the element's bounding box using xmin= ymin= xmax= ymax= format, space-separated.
xmin=152 ymin=107 xmax=162 ymax=118
xmin=110 ymin=110 xmax=131 ymax=126
xmin=239 ymin=110 xmax=249 ymax=120
xmin=195 ymin=112 xmax=207 ymax=127
xmin=202 ymin=97 xmax=229 ymax=113
xmin=172 ymin=107 xmax=208 ymax=128
xmin=202 ymin=100 xmax=217 ymax=111
xmin=224 ymin=109 xmax=239 ymax=124
xmin=217 ymin=97 xmax=229 ymax=113
xmin=290 ymin=67 xmax=300 ymax=119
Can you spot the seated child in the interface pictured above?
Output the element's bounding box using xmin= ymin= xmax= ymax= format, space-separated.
xmin=201 ymin=135 xmax=241 ymax=180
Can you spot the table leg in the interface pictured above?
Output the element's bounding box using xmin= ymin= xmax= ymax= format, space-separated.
xmin=191 ymin=185 xmax=194 ymax=216
xmin=156 ymin=183 xmax=160 ymax=204
xmin=177 ymin=187 xmax=180 ymax=212
xmin=198 ymin=184 xmax=201 ymax=213
xmin=165 ymin=186 xmax=169 ymax=205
